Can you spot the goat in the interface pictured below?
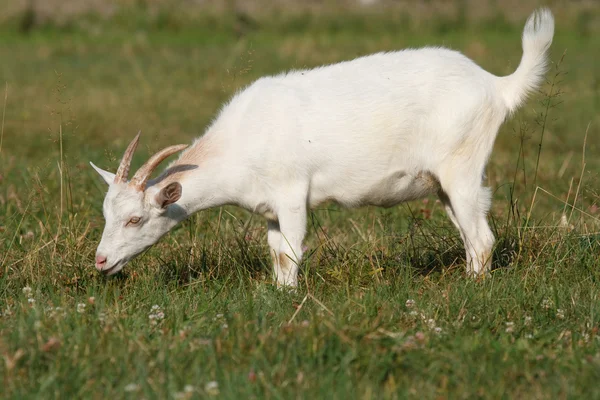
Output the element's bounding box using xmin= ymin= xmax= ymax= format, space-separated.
xmin=91 ymin=9 xmax=554 ymax=286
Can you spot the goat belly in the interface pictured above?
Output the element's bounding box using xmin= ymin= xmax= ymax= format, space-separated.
xmin=308 ymin=170 xmax=439 ymax=209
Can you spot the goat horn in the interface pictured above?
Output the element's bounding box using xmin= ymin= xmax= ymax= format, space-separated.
xmin=114 ymin=131 xmax=141 ymax=184
xmin=129 ymin=144 xmax=188 ymax=191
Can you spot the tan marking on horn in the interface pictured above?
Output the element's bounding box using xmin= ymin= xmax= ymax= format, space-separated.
xmin=114 ymin=131 xmax=141 ymax=184
xmin=129 ymin=144 xmax=188 ymax=191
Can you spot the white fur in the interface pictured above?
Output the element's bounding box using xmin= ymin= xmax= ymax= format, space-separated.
xmin=92 ymin=9 xmax=554 ymax=284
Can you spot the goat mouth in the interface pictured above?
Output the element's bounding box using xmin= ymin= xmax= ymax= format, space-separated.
xmin=101 ymin=261 xmax=124 ymax=276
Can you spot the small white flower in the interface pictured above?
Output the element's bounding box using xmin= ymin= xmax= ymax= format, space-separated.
xmin=542 ymin=298 xmax=553 ymax=310
xmin=505 ymin=321 xmax=515 ymax=333
xmin=583 ymin=333 xmax=590 ymax=343
xmin=524 ymin=316 xmax=532 ymax=326
xmin=184 ymin=385 xmax=195 ymax=393
xmin=47 ymin=306 xmax=66 ymax=318
xmin=556 ymin=309 xmax=565 ymax=319
xmin=124 ymin=383 xmax=140 ymax=392
xmin=221 ymin=323 xmax=228 ymax=329
xmin=525 ymin=333 xmax=533 ymax=339
xmin=149 ymin=305 xmax=165 ymax=325
xmin=215 ymin=313 xmax=224 ymax=319
xmin=77 ymin=303 xmax=86 ymax=314
xmin=204 ymin=381 xmax=219 ymax=396
xmin=28 ymin=297 xmax=35 ymax=305
xmin=405 ymin=299 xmax=416 ymax=309
xmin=98 ymin=312 xmax=107 ymax=324
xmin=434 ymin=326 xmax=442 ymax=334
xmin=426 ymin=318 xmax=436 ymax=329
xmin=22 ymin=286 xmax=32 ymax=296
xmin=409 ymin=310 xmax=418 ymax=317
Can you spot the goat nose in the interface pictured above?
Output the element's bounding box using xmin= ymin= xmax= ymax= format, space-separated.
xmin=95 ymin=255 xmax=107 ymax=271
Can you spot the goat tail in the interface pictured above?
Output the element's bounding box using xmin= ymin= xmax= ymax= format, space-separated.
xmin=499 ymin=8 xmax=554 ymax=113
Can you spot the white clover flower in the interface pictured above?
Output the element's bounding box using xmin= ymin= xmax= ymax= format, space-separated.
xmin=124 ymin=383 xmax=140 ymax=392
xmin=174 ymin=384 xmax=196 ymax=398
xmin=426 ymin=318 xmax=436 ymax=329
xmin=583 ymin=333 xmax=590 ymax=343
xmin=405 ymin=299 xmax=416 ymax=309
xmin=205 ymin=381 xmax=219 ymax=396
xmin=47 ymin=306 xmax=66 ymax=318
xmin=184 ymin=385 xmax=195 ymax=393
xmin=434 ymin=326 xmax=442 ymax=334
xmin=541 ymin=298 xmax=554 ymax=310
xmin=556 ymin=309 xmax=565 ymax=319
xmin=149 ymin=305 xmax=165 ymax=326
xmin=409 ymin=310 xmax=418 ymax=317
xmin=22 ymin=286 xmax=32 ymax=296
xmin=77 ymin=303 xmax=86 ymax=314
xmin=28 ymin=298 xmax=35 ymax=306
xmin=505 ymin=321 xmax=515 ymax=333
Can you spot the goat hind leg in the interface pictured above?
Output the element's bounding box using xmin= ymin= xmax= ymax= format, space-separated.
xmin=441 ymin=186 xmax=494 ymax=276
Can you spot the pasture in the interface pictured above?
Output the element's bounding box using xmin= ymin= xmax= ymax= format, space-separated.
xmin=1 ymin=1 xmax=599 ymax=398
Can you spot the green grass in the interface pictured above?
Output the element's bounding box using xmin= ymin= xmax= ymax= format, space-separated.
xmin=1 ymin=4 xmax=600 ymax=398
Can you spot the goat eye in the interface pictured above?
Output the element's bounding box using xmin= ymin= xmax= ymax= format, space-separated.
xmin=126 ymin=217 xmax=142 ymax=226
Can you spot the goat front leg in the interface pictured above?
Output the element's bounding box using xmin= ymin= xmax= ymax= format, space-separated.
xmin=267 ymin=202 xmax=306 ymax=288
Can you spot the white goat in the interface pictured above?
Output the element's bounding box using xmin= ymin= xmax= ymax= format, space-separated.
xmin=91 ymin=9 xmax=554 ymax=286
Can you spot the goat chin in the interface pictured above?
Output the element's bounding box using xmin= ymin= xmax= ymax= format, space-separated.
xmin=92 ymin=9 xmax=554 ymax=286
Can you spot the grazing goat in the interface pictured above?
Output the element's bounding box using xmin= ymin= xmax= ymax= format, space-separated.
xmin=91 ymin=9 xmax=554 ymax=286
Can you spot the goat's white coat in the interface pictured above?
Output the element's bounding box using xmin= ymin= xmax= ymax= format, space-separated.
xmin=92 ymin=9 xmax=554 ymax=285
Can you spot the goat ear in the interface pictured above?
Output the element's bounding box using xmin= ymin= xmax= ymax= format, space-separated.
xmin=90 ymin=162 xmax=116 ymax=185
xmin=155 ymin=182 xmax=182 ymax=209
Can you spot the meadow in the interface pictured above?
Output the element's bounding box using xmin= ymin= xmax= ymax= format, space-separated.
xmin=1 ymin=1 xmax=600 ymax=398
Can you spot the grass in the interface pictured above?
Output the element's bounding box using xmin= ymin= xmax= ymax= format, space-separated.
xmin=1 ymin=2 xmax=600 ymax=398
